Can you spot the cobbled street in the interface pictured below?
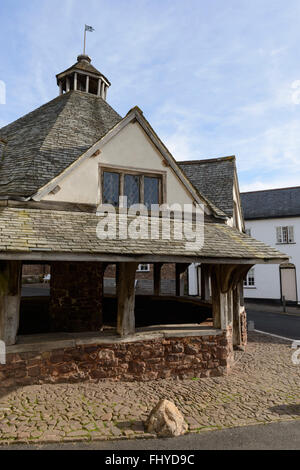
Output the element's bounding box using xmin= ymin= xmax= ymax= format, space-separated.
xmin=0 ymin=332 xmax=299 ymax=445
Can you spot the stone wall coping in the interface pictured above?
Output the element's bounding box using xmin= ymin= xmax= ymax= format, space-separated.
xmin=7 ymin=325 xmax=223 ymax=354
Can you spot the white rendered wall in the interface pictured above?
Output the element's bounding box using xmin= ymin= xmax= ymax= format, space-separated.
xmin=244 ymin=217 xmax=300 ymax=301
xmin=43 ymin=122 xmax=196 ymax=208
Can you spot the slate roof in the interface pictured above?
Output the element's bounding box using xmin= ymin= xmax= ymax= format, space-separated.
xmin=56 ymin=55 xmax=111 ymax=85
xmin=241 ymin=187 xmax=300 ymax=219
xmin=0 ymin=206 xmax=288 ymax=262
xmin=178 ymin=157 xmax=236 ymax=217
xmin=0 ymin=91 xmax=122 ymax=197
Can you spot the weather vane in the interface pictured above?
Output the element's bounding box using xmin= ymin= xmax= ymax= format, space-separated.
xmin=83 ymin=24 xmax=95 ymax=55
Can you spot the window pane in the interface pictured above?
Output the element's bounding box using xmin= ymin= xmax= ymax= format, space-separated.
xmin=124 ymin=174 xmax=140 ymax=206
xmin=144 ymin=176 xmax=159 ymax=209
xmin=282 ymin=227 xmax=288 ymax=243
xmin=103 ymin=171 xmax=120 ymax=207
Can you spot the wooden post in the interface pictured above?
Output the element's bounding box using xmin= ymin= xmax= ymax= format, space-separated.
xmin=116 ymin=262 xmax=138 ymax=337
xmin=210 ymin=265 xmax=229 ymax=330
xmin=200 ymin=264 xmax=211 ymax=301
xmin=232 ymin=285 xmax=241 ymax=346
xmin=0 ymin=261 xmax=22 ymax=346
xmin=154 ymin=263 xmax=163 ymax=296
xmin=59 ymin=81 xmax=63 ymax=95
xmin=101 ymin=81 xmax=105 ymax=99
xmin=97 ymin=79 xmax=101 ymax=97
xmin=66 ymin=77 xmax=70 ymax=92
xmin=175 ymin=264 xmax=189 ymax=296
xmin=74 ymin=72 xmax=78 ymax=91
xmin=86 ymin=75 xmax=89 ymax=93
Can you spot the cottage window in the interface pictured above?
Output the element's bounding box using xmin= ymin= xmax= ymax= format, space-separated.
xmin=276 ymin=226 xmax=294 ymax=244
xmin=137 ymin=264 xmax=150 ymax=272
xmin=244 ymin=267 xmax=255 ymax=287
xmin=103 ymin=171 xmax=120 ymax=207
xmin=101 ymin=167 xmax=164 ymax=208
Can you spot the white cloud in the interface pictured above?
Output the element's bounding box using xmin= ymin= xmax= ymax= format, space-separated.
xmin=240 ymin=177 xmax=300 ymax=192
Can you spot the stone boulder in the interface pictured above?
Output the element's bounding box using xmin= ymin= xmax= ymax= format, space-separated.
xmin=145 ymin=399 xmax=188 ymax=437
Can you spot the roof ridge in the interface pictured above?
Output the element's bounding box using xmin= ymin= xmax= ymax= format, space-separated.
xmin=179 ymin=156 xmax=235 ymax=165
xmin=241 ymin=186 xmax=300 ymax=194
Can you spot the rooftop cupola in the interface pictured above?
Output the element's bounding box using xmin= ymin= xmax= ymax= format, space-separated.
xmin=56 ymin=54 xmax=111 ymax=100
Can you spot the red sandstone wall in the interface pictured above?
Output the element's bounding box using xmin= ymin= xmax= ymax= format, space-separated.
xmin=104 ymin=263 xmax=176 ymax=281
xmin=49 ymin=262 xmax=104 ymax=332
xmin=0 ymin=330 xmax=233 ymax=388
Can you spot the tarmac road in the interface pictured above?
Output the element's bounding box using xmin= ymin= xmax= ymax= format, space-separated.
xmin=247 ymin=309 xmax=300 ymax=340
xmin=0 ymin=420 xmax=299 ymax=450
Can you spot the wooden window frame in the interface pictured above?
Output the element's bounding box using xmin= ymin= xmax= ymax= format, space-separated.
xmin=244 ymin=267 xmax=255 ymax=288
xmin=99 ymin=164 xmax=167 ymax=207
xmin=137 ymin=263 xmax=150 ymax=272
xmin=276 ymin=226 xmax=295 ymax=245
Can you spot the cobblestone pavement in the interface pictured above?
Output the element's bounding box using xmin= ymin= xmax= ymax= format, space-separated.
xmin=0 ymin=332 xmax=299 ymax=444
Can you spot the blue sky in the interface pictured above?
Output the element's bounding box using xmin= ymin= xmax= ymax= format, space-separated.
xmin=1 ymin=0 xmax=300 ymax=191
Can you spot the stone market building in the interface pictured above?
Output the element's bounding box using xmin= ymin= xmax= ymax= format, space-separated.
xmin=0 ymin=54 xmax=288 ymax=387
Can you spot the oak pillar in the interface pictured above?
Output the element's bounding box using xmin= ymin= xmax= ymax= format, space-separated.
xmin=117 ymin=262 xmax=138 ymax=337
xmin=0 ymin=261 xmax=22 ymax=346
xmin=232 ymin=284 xmax=242 ymax=346
xmin=200 ymin=264 xmax=211 ymax=301
xmin=154 ymin=263 xmax=163 ymax=296
xmin=175 ymin=264 xmax=189 ymax=297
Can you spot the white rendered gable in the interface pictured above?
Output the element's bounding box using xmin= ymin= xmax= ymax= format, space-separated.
xmin=41 ymin=120 xmax=203 ymax=208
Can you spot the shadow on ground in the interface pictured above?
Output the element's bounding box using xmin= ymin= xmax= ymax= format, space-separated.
xmin=269 ymin=404 xmax=300 ymax=416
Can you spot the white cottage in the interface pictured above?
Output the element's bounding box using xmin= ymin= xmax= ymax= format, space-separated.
xmin=241 ymin=187 xmax=300 ymax=304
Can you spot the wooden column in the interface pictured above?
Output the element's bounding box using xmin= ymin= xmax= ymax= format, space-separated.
xmin=232 ymin=284 xmax=241 ymax=346
xmin=200 ymin=264 xmax=211 ymax=301
xmin=74 ymin=72 xmax=78 ymax=91
xmin=117 ymin=262 xmax=138 ymax=337
xmin=86 ymin=75 xmax=89 ymax=93
xmin=97 ymin=79 xmax=101 ymax=97
xmin=154 ymin=263 xmax=163 ymax=296
xmin=0 ymin=261 xmax=22 ymax=346
xmin=66 ymin=77 xmax=70 ymax=92
xmin=101 ymin=81 xmax=105 ymax=98
xmin=175 ymin=264 xmax=189 ymax=297
xmin=210 ymin=264 xmax=236 ymax=330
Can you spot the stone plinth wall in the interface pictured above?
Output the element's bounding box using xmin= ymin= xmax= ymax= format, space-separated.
xmin=49 ymin=262 xmax=104 ymax=332
xmin=0 ymin=329 xmax=233 ymax=389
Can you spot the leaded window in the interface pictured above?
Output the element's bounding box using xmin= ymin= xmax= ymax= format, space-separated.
xmin=101 ymin=167 xmax=163 ymax=208
xmin=124 ymin=174 xmax=140 ymax=207
xmin=144 ymin=176 xmax=159 ymax=209
xmin=103 ymin=171 xmax=120 ymax=207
